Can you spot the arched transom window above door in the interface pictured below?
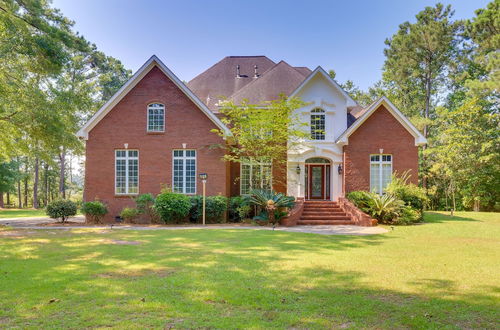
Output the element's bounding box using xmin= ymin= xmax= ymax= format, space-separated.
xmin=305 ymin=157 xmax=331 ymax=164
xmin=310 ymin=108 xmax=325 ymax=140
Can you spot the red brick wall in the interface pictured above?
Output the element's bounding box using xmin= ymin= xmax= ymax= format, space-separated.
xmin=343 ymin=105 xmax=419 ymax=193
xmin=84 ymin=66 xmax=227 ymax=221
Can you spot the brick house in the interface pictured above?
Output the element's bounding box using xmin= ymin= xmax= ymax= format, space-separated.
xmin=77 ymin=55 xmax=426 ymax=224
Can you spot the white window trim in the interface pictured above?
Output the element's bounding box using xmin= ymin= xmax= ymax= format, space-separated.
xmin=172 ymin=149 xmax=197 ymax=194
xmin=240 ymin=162 xmax=273 ymax=195
xmin=310 ymin=108 xmax=326 ymax=141
xmin=370 ymin=154 xmax=392 ymax=195
xmin=147 ymin=103 xmax=165 ymax=132
xmin=115 ymin=149 xmax=139 ymax=195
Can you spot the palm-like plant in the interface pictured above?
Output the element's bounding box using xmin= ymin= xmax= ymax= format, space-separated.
xmin=249 ymin=189 xmax=295 ymax=224
xmin=366 ymin=193 xmax=404 ymax=222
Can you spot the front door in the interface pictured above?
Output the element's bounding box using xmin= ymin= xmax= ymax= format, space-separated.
xmin=305 ymin=163 xmax=331 ymax=200
xmin=309 ymin=165 xmax=325 ymax=199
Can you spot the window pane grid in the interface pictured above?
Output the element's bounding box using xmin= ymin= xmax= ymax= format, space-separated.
xmin=173 ymin=150 xmax=196 ymax=194
xmin=311 ymin=108 xmax=326 ymax=140
xmin=240 ymin=163 xmax=272 ymax=195
xmin=115 ymin=150 xmax=139 ymax=194
xmin=147 ymin=103 xmax=165 ymax=132
xmin=370 ymin=154 xmax=392 ymax=194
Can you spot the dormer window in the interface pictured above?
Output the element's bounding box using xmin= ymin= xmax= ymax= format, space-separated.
xmin=311 ymin=108 xmax=325 ymax=140
xmin=147 ymin=103 xmax=165 ymax=132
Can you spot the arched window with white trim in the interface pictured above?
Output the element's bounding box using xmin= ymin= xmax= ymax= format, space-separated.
xmin=310 ymin=108 xmax=325 ymax=140
xmin=147 ymin=103 xmax=165 ymax=132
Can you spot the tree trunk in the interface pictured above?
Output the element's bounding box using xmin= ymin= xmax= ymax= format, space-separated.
xmin=44 ymin=163 xmax=49 ymax=206
xmin=33 ymin=157 xmax=39 ymax=209
xmin=17 ymin=157 xmax=22 ymax=208
xmin=17 ymin=179 xmax=22 ymax=208
xmin=450 ymin=181 xmax=456 ymax=217
xmin=6 ymin=192 xmax=10 ymax=206
xmin=24 ymin=162 xmax=28 ymax=207
xmin=0 ymin=193 xmax=4 ymax=208
xmin=59 ymin=148 xmax=66 ymax=199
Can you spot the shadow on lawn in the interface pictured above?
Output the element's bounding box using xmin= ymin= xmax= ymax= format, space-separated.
xmin=424 ymin=211 xmax=480 ymax=223
xmin=0 ymin=229 xmax=498 ymax=328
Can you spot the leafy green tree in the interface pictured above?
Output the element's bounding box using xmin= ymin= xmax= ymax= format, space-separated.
xmin=428 ymin=98 xmax=500 ymax=211
xmin=383 ymin=3 xmax=461 ymax=138
xmin=0 ymin=159 xmax=20 ymax=207
xmin=212 ymin=97 xmax=307 ymax=186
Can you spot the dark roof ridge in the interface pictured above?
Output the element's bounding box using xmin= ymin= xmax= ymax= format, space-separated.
xmin=228 ymin=60 xmax=295 ymax=100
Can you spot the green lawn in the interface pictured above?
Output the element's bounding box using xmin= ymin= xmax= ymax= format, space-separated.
xmin=0 ymin=208 xmax=47 ymax=218
xmin=0 ymin=212 xmax=498 ymax=328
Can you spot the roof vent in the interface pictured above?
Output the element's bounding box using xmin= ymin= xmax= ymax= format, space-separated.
xmin=236 ymin=65 xmax=241 ymax=78
xmin=254 ymin=65 xmax=259 ymax=78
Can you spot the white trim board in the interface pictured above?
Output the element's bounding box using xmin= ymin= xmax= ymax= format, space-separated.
xmin=335 ymin=96 xmax=427 ymax=147
xmin=289 ymin=66 xmax=357 ymax=107
xmin=77 ymin=55 xmax=231 ymax=140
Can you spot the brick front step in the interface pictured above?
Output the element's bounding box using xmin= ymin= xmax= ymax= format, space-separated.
xmin=302 ymin=211 xmax=346 ymax=215
xmin=300 ymin=215 xmax=351 ymax=220
xmin=297 ymin=220 xmax=355 ymax=225
xmin=302 ymin=207 xmax=343 ymax=212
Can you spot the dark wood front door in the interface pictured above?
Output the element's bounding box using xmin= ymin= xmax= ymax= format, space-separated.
xmin=306 ymin=164 xmax=331 ymax=200
xmin=309 ymin=165 xmax=325 ymax=199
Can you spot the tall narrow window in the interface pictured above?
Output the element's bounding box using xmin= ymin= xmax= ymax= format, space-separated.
xmin=115 ymin=150 xmax=139 ymax=194
xmin=147 ymin=103 xmax=165 ymax=132
xmin=240 ymin=162 xmax=272 ymax=195
xmin=370 ymin=154 xmax=392 ymax=194
xmin=173 ymin=150 xmax=196 ymax=194
xmin=311 ymin=108 xmax=325 ymax=140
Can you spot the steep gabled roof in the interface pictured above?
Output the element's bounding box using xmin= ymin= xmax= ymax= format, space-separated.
xmin=229 ymin=61 xmax=308 ymax=105
xmin=187 ymin=56 xmax=276 ymax=110
xmin=336 ymin=96 xmax=427 ymax=146
xmin=76 ymin=55 xmax=231 ymax=140
xmin=289 ymin=66 xmax=358 ymax=107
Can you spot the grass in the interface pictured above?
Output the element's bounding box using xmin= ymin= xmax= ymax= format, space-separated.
xmin=0 ymin=208 xmax=48 ymax=218
xmin=0 ymin=211 xmax=498 ymax=328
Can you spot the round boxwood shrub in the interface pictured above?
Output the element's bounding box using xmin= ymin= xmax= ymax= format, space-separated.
xmin=81 ymin=201 xmax=108 ymax=224
xmin=154 ymin=192 xmax=191 ymax=224
xmin=120 ymin=207 xmax=139 ymax=223
xmin=46 ymin=199 xmax=77 ymax=223
xmin=189 ymin=195 xmax=228 ymax=223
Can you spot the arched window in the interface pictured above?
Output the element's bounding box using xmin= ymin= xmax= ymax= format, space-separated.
xmin=147 ymin=103 xmax=165 ymax=132
xmin=310 ymin=108 xmax=325 ymax=140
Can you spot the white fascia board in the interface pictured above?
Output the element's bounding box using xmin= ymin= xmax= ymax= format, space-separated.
xmin=335 ymin=96 xmax=427 ymax=147
xmin=77 ymin=55 xmax=231 ymax=140
xmin=289 ymin=66 xmax=357 ymax=107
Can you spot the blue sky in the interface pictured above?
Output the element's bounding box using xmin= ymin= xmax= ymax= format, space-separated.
xmin=53 ymin=0 xmax=489 ymax=90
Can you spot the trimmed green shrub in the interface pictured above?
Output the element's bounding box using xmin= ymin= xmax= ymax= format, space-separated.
xmin=228 ymin=196 xmax=251 ymax=222
xmin=120 ymin=207 xmax=139 ymax=223
xmin=154 ymin=192 xmax=191 ymax=224
xmin=346 ymin=191 xmax=372 ymax=213
xmin=395 ymin=206 xmax=421 ymax=225
xmin=81 ymin=201 xmax=108 ymax=224
xmin=46 ymin=199 xmax=77 ymax=223
xmin=189 ymin=195 xmax=228 ymax=223
xmin=134 ymin=193 xmax=160 ymax=223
